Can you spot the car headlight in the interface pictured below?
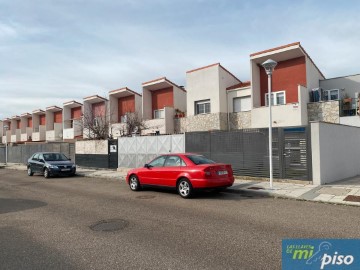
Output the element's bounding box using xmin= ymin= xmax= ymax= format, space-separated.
xmin=49 ymin=165 xmax=59 ymax=169
xmin=72 ymin=164 xmax=76 ymax=168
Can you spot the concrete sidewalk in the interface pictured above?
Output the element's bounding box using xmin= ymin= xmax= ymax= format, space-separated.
xmin=2 ymin=163 xmax=360 ymax=206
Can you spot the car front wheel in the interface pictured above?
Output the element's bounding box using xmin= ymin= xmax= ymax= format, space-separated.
xmin=44 ymin=168 xmax=50 ymax=178
xmin=129 ymin=175 xmax=140 ymax=191
xmin=177 ymin=179 xmax=193 ymax=199
xmin=27 ymin=167 xmax=34 ymax=176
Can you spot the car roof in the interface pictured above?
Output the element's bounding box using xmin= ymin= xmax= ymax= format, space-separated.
xmin=159 ymin=153 xmax=200 ymax=156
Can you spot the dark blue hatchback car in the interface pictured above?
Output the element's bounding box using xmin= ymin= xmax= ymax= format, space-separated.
xmin=27 ymin=152 xmax=76 ymax=178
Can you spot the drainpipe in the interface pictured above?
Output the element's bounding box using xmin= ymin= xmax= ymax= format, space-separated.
xmin=226 ymin=91 xmax=230 ymax=131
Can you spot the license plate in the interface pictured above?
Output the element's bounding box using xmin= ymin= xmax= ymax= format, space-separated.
xmin=61 ymin=168 xmax=70 ymax=171
xmin=217 ymin=170 xmax=228 ymax=175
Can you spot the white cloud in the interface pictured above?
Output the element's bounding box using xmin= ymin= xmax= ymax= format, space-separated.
xmin=1 ymin=0 xmax=360 ymax=118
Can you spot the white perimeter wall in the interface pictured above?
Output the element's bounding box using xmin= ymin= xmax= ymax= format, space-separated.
xmin=311 ymin=122 xmax=360 ymax=185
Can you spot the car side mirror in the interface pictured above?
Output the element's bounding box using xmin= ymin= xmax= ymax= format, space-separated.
xmin=39 ymin=159 xmax=45 ymax=163
xmin=144 ymin=164 xmax=151 ymax=169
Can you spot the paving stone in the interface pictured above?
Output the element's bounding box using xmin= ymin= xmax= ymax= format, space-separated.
xmin=313 ymin=194 xmax=335 ymax=202
xmin=316 ymin=187 xmax=350 ymax=196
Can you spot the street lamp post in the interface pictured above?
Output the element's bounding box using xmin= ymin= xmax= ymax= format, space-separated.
xmin=261 ymin=59 xmax=277 ymax=189
xmin=3 ymin=125 xmax=9 ymax=165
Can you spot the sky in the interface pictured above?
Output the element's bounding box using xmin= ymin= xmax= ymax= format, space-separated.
xmin=1 ymin=0 xmax=360 ymax=119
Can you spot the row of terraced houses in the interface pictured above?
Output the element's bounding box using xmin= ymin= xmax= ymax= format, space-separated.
xmin=2 ymin=41 xmax=360 ymax=144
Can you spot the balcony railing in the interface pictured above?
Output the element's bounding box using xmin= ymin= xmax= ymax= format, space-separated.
xmin=340 ymin=98 xmax=359 ymax=117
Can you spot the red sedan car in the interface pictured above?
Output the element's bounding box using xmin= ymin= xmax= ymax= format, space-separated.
xmin=126 ymin=153 xmax=234 ymax=198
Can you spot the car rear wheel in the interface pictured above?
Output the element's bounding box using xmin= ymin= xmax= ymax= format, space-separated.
xmin=44 ymin=168 xmax=50 ymax=178
xmin=27 ymin=167 xmax=34 ymax=176
xmin=129 ymin=175 xmax=140 ymax=191
xmin=177 ymin=179 xmax=193 ymax=199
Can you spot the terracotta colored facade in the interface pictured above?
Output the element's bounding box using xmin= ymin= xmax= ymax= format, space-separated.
xmin=39 ymin=115 xmax=46 ymax=125
xmin=71 ymin=107 xmax=82 ymax=119
xmin=260 ymin=56 xmax=306 ymax=106
xmin=16 ymin=120 xmax=20 ymax=129
xmin=54 ymin=111 xmax=62 ymax=123
xmin=118 ymin=95 xmax=135 ymax=120
xmin=151 ymin=86 xmax=173 ymax=113
xmin=92 ymin=102 xmax=105 ymax=117
xmin=28 ymin=118 xmax=32 ymax=128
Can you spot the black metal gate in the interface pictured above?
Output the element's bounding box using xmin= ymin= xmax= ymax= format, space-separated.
xmin=108 ymin=139 xmax=118 ymax=169
xmin=185 ymin=127 xmax=312 ymax=181
xmin=281 ymin=127 xmax=311 ymax=180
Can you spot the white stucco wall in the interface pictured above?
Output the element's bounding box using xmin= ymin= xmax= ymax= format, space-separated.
xmin=305 ymin=57 xmax=324 ymax=91
xmin=311 ymin=122 xmax=360 ymax=185
xmin=142 ymin=89 xmax=152 ymax=120
xmin=227 ymin=87 xmax=251 ymax=112
xmin=32 ymin=125 xmax=46 ymax=141
xmin=320 ymin=74 xmax=360 ymax=99
xmin=63 ymin=107 xmax=71 ymax=129
xmin=250 ymin=62 xmax=261 ymax=108
xmin=218 ymin=67 xmax=241 ymax=113
xmin=76 ymin=140 xmax=108 ymax=155
xmin=109 ymin=95 xmax=118 ymax=123
xmin=339 ymin=116 xmax=360 ymax=127
xmin=11 ymin=129 xmax=21 ymax=142
xmin=251 ymin=104 xmax=303 ymax=128
xmin=135 ymin=94 xmax=142 ymax=118
xmin=299 ymin=85 xmax=310 ymax=126
xmin=251 ymin=85 xmax=308 ymax=128
xmin=21 ymin=127 xmax=32 ymax=141
xmin=186 ymin=65 xmax=220 ymax=116
xmin=45 ymin=111 xmax=54 ymax=130
xmin=173 ymin=87 xmax=187 ymax=114
xmin=164 ymin=107 xmax=175 ymax=134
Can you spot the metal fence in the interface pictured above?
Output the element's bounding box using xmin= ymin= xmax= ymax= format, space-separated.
xmin=185 ymin=127 xmax=312 ymax=181
xmin=118 ymin=134 xmax=185 ymax=168
xmin=0 ymin=142 xmax=75 ymax=164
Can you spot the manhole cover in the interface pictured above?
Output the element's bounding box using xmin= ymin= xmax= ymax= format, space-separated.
xmin=90 ymin=219 xmax=129 ymax=232
xmin=136 ymin=195 xmax=156 ymax=199
xmin=343 ymin=195 xmax=360 ymax=202
xmin=247 ymin=187 xmax=264 ymax=190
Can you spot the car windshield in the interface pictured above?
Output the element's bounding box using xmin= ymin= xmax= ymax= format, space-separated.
xmin=186 ymin=155 xmax=216 ymax=165
xmin=43 ymin=153 xmax=69 ymax=161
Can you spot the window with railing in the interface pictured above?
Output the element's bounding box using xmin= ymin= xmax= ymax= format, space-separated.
xmin=340 ymin=98 xmax=358 ymax=117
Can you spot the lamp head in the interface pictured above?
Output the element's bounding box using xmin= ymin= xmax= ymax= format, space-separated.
xmin=261 ymin=59 xmax=277 ymax=75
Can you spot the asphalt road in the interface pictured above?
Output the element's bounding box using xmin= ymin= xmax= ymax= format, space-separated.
xmin=1 ymin=169 xmax=360 ymax=270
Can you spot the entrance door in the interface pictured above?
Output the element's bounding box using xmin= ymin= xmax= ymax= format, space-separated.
xmin=108 ymin=139 xmax=118 ymax=169
xmin=282 ymin=127 xmax=310 ymax=181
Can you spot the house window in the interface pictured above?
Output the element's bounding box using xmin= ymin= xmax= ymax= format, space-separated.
xmin=154 ymin=109 xmax=164 ymax=119
xmin=195 ymin=99 xmax=210 ymax=115
xmin=233 ymin=96 xmax=251 ymax=112
xmin=120 ymin=115 xmax=127 ymax=123
xmin=324 ymin=89 xmax=339 ymax=101
xmin=265 ymin=91 xmax=286 ymax=106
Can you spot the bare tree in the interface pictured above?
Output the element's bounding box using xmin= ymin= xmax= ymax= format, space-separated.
xmin=82 ymin=103 xmax=111 ymax=140
xmin=118 ymin=111 xmax=147 ymax=137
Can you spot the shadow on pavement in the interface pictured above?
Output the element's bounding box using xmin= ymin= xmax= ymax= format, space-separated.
xmin=0 ymin=227 xmax=76 ymax=269
xmin=135 ymin=187 xmax=266 ymax=201
xmin=0 ymin=198 xmax=48 ymax=214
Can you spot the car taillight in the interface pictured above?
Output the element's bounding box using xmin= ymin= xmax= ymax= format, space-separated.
xmin=203 ymin=168 xmax=212 ymax=177
xmin=225 ymin=165 xmax=233 ymax=175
